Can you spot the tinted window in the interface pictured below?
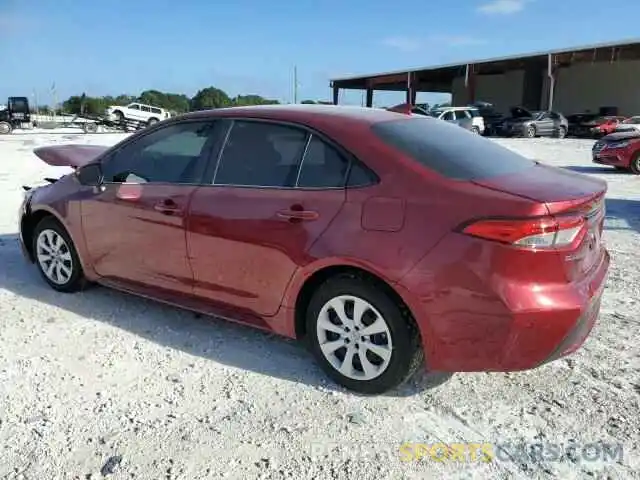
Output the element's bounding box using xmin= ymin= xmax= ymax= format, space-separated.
xmin=151 ymin=107 xmax=161 ymax=114
xmin=442 ymin=111 xmax=454 ymax=121
xmin=103 ymin=121 xmax=216 ymax=184
xmin=141 ymin=105 xmax=151 ymax=112
xmin=129 ymin=104 xmax=140 ymax=110
xmin=297 ymin=136 xmax=349 ymax=188
xmin=214 ymin=121 xmax=307 ymax=187
xmin=371 ymin=117 xmax=535 ymax=180
xmin=467 ymin=109 xmax=480 ymax=117
xmin=454 ymin=110 xmax=468 ymax=120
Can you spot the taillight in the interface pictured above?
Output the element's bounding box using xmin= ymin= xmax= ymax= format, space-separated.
xmin=460 ymin=214 xmax=586 ymax=249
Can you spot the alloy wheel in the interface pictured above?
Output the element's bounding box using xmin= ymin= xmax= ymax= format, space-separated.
xmin=315 ymin=295 xmax=393 ymax=381
xmin=36 ymin=229 xmax=74 ymax=285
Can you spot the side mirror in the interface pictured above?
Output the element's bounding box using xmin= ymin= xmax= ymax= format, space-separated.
xmin=76 ymin=163 xmax=103 ymax=186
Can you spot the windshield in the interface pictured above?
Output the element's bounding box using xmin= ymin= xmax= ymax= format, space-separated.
xmin=371 ymin=117 xmax=535 ymax=180
xmin=532 ymin=111 xmax=545 ymax=120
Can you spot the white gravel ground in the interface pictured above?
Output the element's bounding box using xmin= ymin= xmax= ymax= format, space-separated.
xmin=0 ymin=131 xmax=638 ymax=480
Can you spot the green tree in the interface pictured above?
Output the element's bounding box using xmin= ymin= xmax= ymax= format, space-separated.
xmin=190 ymin=87 xmax=232 ymax=110
xmin=233 ymin=94 xmax=279 ymax=106
xmin=300 ymin=99 xmax=316 ymax=104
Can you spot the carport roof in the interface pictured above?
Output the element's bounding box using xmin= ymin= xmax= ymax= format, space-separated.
xmin=330 ymin=37 xmax=640 ymax=91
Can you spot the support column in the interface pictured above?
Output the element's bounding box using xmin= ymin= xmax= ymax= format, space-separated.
xmin=405 ymin=72 xmax=412 ymax=105
xmin=547 ymin=54 xmax=556 ymax=110
xmin=332 ymin=85 xmax=339 ymax=105
xmin=464 ymin=64 xmax=476 ymax=104
xmin=365 ymin=88 xmax=373 ymax=107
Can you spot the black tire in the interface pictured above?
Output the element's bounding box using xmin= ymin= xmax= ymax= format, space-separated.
xmin=0 ymin=121 xmax=12 ymax=135
xmin=32 ymin=217 xmax=88 ymax=293
xmin=147 ymin=117 xmax=159 ymax=126
xmin=113 ymin=110 xmax=124 ymax=122
xmin=471 ymin=126 xmax=480 ymax=135
xmin=305 ymin=274 xmax=423 ymax=395
xmin=556 ymin=126 xmax=567 ymax=138
xmin=525 ymin=124 xmax=536 ymax=138
xmin=631 ymin=151 xmax=640 ymax=175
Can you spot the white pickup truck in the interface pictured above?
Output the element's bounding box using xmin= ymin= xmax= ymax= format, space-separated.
xmin=105 ymin=102 xmax=171 ymax=126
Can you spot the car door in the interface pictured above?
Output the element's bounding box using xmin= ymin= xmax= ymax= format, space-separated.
xmin=186 ymin=119 xmax=348 ymax=317
xmin=536 ymin=112 xmax=554 ymax=135
xmin=80 ymin=120 xmax=222 ymax=294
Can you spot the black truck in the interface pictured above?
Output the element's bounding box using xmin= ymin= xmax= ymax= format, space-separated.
xmin=0 ymin=96 xmax=31 ymax=134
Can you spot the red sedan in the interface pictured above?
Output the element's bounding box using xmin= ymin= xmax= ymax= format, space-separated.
xmin=592 ymin=130 xmax=640 ymax=173
xmin=587 ymin=116 xmax=627 ymax=137
xmin=19 ymin=105 xmax=609 ymax=394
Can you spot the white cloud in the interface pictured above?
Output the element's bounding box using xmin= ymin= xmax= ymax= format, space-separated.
xmin=381 ymin=36 xmax=423 ymax=52
xmin=477 ymin=0 xmax=530 ymax=15
xmin=429 ymin=35 xmax=487 ymax=47
xmin=381 ymin=35 xmax=486 ymax=51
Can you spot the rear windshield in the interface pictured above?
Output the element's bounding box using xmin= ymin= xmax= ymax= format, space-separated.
xmin=371 ymin=117 xmax=535 ymax=180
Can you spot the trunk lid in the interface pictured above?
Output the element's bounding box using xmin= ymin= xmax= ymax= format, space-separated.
xmin=33 ymin=144 xmax=109 ymax=169
xmin=472 ymin=162 xmax=607 ymax=214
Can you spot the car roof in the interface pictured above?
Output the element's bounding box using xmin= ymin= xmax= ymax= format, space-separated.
xmin=179 ymin=104 xmax=409 ymax=125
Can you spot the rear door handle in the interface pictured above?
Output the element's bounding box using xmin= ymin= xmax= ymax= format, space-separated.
xmin=276 ymin=209 xmax=319 ymax=221
xmin=154 ymin=199 xmax=182 ymax=215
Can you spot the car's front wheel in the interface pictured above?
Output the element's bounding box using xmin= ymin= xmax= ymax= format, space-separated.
xmin=631 ymin=151 xmax=640 ymax=175
xmin=526 ymin=125 xmax=536 ymax=138
xmin=32 ymin=217 xmax=87 ymax=293
xmin=305 ymin=274 xmax=423 ymax=394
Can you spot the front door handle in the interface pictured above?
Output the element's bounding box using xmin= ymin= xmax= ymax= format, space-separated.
xmin=154 ymin=199 xmax=182 ymax=215
xmin=276 ymin=208 xmax=319 ymax=221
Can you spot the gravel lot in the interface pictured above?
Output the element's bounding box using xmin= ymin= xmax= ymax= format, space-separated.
xmin=0 ymin=131 xmax=638 ymax=479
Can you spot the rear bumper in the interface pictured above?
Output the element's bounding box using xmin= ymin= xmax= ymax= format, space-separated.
xmin=397 ymin=236 xmax=611 ymax=373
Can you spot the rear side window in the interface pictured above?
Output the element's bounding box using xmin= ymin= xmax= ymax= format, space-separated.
xmin=371 ymin=117 xmax=535 ymax=180
xmin=297 ymin=136 xmax=349 ymax=188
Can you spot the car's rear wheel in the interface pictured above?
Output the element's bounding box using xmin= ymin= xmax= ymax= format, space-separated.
xmin=631 ymin=151 xmax=640 ymax=175
xmin=556 ymin=126 xmax=567 ymax=138
xmin=147 ymin=117 xmax=159 ymax=126
xmin=471 ymin=126 xmax=480 ymax=135
xmin=526 ymin=125 xmax=536 ymax=138
xmin=33 ymin=217 xmax=87 ymax=293
xmin=305 ymin=274 xmax=423 ymax=394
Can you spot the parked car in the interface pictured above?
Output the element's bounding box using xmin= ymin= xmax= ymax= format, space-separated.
xmin=468 ymin=101 xmax=504 ymax=136
xmin=387 ymin=103 xmax=475 ymax=132
xmin=429 ymin=106 xmax=484 ymax=134
xmin=19 ymin=105 xmax=609 ymax=394
xmin=582 ymin=116 xmax=627 ymax=138
xmin=105 ymin=102 xmax=171 ymax=126
xmin=566 ymin=113 xmax=600 ymax=137
xmin=497 ymin=107 xmax=569 ymax=138
xmin=592 ymin=130 xmax=640 ymax=174
xmin=614 ymin=116 xmax=640 ymax=133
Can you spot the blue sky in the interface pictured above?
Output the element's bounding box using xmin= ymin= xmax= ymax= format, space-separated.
xmin=2 ymin=0 xmax=640 ymax=107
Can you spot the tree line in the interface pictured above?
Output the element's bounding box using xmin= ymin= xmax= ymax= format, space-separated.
xmin=32 ymin=87 xmax=329 ymax=116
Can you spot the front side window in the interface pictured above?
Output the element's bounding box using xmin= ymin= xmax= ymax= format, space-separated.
xmin=128 ymin=104 xmax=140 ymax=110
xmin=214 ymin=121 xmax=308 ymax=187
xmin=454 ymin=110 xmax=468 ymax=120
xmin=102 ymin=121 xmax=218 ymax=184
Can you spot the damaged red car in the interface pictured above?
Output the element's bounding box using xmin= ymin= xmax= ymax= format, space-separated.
xmin=19 ymin=105 xmax=610 ymax=394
